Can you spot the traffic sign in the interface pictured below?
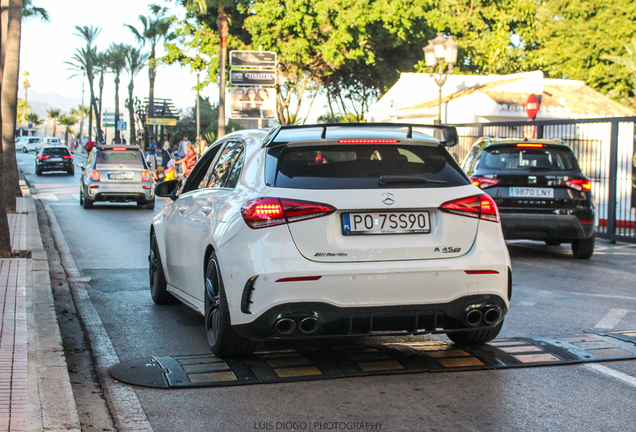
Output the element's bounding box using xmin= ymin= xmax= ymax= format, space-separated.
xmin=146 ymin=118 xmax=178 ymax=126
xmin=526 ymin=94 xmax=540 ymax=120
xmin=229 ymin=69 xmax=277 ymax=86
xmin=117 ymin=121 xmax=127 ymax=131
xmin=230 ymin=50 xmax=276 ymax=68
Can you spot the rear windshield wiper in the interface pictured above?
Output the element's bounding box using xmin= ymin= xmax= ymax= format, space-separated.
xmin=379 ymin=175 xmax=447 ymax=185
xmin=528 ymin=166 xmax=564 ymax=171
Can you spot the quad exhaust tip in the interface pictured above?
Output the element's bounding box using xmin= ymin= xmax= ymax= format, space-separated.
xmin=465 ymin=305 xmax=501 ymax=327
xmin=274 ymin=318 xmax=296 ymax=335
xmin=274 ymin=315 xmax=321 ymax=335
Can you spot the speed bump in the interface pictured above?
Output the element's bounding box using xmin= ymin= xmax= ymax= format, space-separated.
xmin=110 ymin=331 xmax=636 ymax=388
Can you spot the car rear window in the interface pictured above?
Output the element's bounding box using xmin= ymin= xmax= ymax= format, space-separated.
xmin=98 ymin=151 xmax=142 ymax=164
xmin=479 ymin=145 xmax=579 ymax=171
xmin=42 ymin=148 xmax=70 ymax=157
xmin=266 ymin=144 xmax=469 ymax=189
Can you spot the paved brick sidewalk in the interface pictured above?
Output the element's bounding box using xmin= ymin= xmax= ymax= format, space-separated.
xmin=1 ymin=218 xmax=28 ymax=431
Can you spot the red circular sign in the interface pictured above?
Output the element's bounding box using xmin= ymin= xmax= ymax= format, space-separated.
xmin=526 ymin=93 xmax=540 ymax=120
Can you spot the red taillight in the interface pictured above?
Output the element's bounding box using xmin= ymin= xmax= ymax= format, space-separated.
xmin=63 ymin=155 xmax=73 ymax=159
xmin=439 ymin=194 xmax=500 ymax=223
xmin=337 ymin=139 xmax=399 ymax=144
xmin=90 ymin=170 xmax=100 ymax=181
xmin=241 ymin=198 xmax=336 ymax=229
xmin=141 ymin=170 xmax=151 ymax=181
xmin=565 ymin=179 xmax=591 ymax=192
xmin=470 ymin=176 xmax=500 ymax=189
xmin=516 ymin=143 xmax=545 ymax=148
xmin=38 ymin=155 xmax=50 ymax=160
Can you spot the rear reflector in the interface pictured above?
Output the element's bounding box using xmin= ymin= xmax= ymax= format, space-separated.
xmin=465 ymin=270 xmax=500 ymax=275
xmin=337 ymin=139 xmax=399 ymax=144
xmin=276 ymin=276 xmax=322 ymax=283
xmin=516 ymin=143 xmax=545 ymax=148
xmin=579 ymin=220 xmax=594 ymax=224
xmin=565 ymin=179 xmax=592 ymax=192
xmin=89 ymin=185 xmax=99 ymax=189
xmin=241 ymin=198 xmax=336 ymax=229
xmin=439 ymin=194 xmax=500 ymax=223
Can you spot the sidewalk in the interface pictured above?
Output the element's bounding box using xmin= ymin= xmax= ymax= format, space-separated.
xmin=2 ymin=191 xmax=80 ymax=431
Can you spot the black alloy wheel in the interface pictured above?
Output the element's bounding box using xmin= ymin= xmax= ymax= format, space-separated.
xmin=204 ymin=252 xmax=256 ymax=357
xmin=149 ymin=232 xmax=178 ymax=304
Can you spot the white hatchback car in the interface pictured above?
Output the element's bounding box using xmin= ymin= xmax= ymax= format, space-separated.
xmin=16 ymin=136 xmax=40 ymax=153
xmin=150 ymin=124 xmax=512 ymax=357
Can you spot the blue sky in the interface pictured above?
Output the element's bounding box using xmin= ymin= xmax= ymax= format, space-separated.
xmin=19 ymin=0 xmax=211 ymax=111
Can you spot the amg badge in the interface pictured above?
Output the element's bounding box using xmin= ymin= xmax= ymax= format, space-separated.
xmin=315 ymin=252 xmax=348 ymax=257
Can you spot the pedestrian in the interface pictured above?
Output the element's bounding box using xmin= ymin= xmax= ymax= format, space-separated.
xmin=178 ymin=135 xmax=191 ymax=160
xmin=175 ymin=142 xmax=197 ymax=178
xmin=85 ymin=137 xmax=95 ymax=154
xmin=161 ymin=142 xmax=171 ymax=169
xmin=148 ymin=136 xmax=157 ymax=169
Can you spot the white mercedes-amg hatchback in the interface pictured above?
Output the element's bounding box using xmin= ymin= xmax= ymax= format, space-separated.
xmin=150 ymin=124 xmax=511 ymax=357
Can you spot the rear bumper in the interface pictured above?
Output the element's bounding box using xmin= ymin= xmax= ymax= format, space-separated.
xmin=86 ymin=183 xmax=154 ymax=202
xmin=37 ymin=162 xmax=73 ymax=171
xmin=233 ymin=294 xmax=508 ymax=341
xmin=500 ymin=213 xmax=595 ymax=240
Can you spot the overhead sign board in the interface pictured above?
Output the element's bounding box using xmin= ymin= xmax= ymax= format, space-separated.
xmin=146 ymin=118 xmax=178 ymax=126
xmin=230 ymin=50 xmax=276 ymax=68
xmin=229 ymin=69 xmax=277 ymax=86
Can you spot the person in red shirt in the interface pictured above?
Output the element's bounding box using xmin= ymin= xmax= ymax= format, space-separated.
xmin=175 ymin=143 xmax=197 ymax=178
xmin=85 ymin=138 xmax=95 ymax=154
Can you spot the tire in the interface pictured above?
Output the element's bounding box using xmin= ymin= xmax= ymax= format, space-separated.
xmin=68 ymin=168 xmax=75 ymax=176
xmin=79 ymin=189 xmax=84 ymax=205
xmin=22 ymin=147 xmax=28 ymax=153
xmin=139 ymin=200 xmax=155 ymax=210
xmin=82 ymin=192 xmax=94 ymax=209
xmin=35 ymin=168 xmax=42 ymax=176
xmin=544 ymin=240 xmax=562 ymax=246
xmin=572 ymin=233 xmax=595 ymax=259
xmin=149 ymin=232 xmax=178 ymax=305
xmin=205 ymin=252 xmax=256 ymax=357
xmin=447 ymin=321 xmax=504 ymax=345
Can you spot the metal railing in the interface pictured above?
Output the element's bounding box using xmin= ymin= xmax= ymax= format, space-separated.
xmin=450 ymin=117 xmax=636 ymax=244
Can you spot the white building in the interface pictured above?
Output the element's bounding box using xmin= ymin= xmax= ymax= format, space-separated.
xmin=365 ymin=71 xmax=635 ymax=124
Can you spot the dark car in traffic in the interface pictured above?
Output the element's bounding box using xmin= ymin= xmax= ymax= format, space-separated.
xmin=35 ymin=145 xmax=74 ymax=176
xmin=461 ymin=138 xmax=595 ymax=259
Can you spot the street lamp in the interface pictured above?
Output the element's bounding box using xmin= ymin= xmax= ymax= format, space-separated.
xmin=423 ymin=33 xmax=458 ymax=124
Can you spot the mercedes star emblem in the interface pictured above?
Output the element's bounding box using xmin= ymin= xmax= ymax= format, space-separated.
xmin=381 ymin=193 xmax=395 ymax=205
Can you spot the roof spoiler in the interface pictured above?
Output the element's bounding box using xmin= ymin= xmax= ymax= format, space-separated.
xmin=262 ymin=123 xmax=459 ymax=148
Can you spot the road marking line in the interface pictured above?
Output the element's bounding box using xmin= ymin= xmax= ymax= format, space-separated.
xmin=518 ymin=301 xmax=536 ymax=307
xmin=584 ymin=364 xmax=636 ymax=389
xmin=572 ymin=292 xmax=636 ymax=302
xmin=72 ymin=194 xmax=80 ymax=201
xmin=594 ymin=309 xmax=630 ymax=329
xmin=35 ymin=193 xmax=59 ymax=201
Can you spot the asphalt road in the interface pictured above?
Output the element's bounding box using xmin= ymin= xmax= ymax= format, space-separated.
xmin=18 ymin=150 xmax=636 ymax=432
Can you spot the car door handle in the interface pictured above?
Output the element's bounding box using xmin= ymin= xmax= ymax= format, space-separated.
xmin=178 ymin=206 xmax=187 ymax=214
xmin=201 ymin=206 xmax=213 ymax=216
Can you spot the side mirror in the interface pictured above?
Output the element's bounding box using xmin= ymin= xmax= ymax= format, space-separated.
xmin=155 ymin=179 xmax=182 ymax=201
xmin=76 ymin=161 xmax=85 ymax=168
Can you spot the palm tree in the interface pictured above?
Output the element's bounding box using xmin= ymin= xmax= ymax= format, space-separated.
xmin=187 ymin=0 xmax=234 ymax=139
xmin=46 ymin=108 xmax=61 ymax=137
xmin=124 ymin=47 xmax=149 ymax=145
xmin=71 ymin=104 xmax=90 ymax=139
xmin=105 ymin=44 xmax=128 ymax=143
xmin=93 ymin=50 xmax=109 ymax=140
xmin=17 ymin=99 xmax=29 ymax=125
xmin=124 ymin=11 xmax=174 ymax=142
xmin=0 ymin=0 xmax=49 ymax=251
xmin=73 ymin=25 xmax=101 ymax=141
xmin=24 ymin=113 xmax=43 ymax=126
xmin=57 ymin=115 xmax=78 ymax=146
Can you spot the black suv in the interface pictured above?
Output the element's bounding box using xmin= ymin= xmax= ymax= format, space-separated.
xmin=461 ymin=138 xmax=595 ymax=259
xmin=35 ymin=145 xmax=74 ymax=176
